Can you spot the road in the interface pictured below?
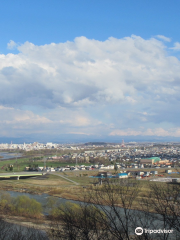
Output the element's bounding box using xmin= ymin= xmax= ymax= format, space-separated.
xmin=50 ymin=172 xmax=79 ymax=185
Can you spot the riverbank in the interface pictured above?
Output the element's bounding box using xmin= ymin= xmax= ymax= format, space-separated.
xmin=0 ymin=182 xmax=166 ymax=216
xmin=0 ymin=180 xmax=179 ymax=240
xmin=0 ymin=172 xmax=177 ymax=215
xmin=0 ymin=173 xmax=94 ymax=200
xmin=1 ymin=214 xmax=49 ymax=230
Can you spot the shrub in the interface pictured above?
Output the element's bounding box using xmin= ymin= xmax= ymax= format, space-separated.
xmin=13 ymin=195 xmax=42 ymax=218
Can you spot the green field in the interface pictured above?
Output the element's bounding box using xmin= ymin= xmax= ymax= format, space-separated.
xmin=0 ymin=156 xmax=91 ymax=173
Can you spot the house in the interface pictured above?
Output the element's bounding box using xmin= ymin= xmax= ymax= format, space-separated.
xmin=151 ymin=170 xmax=158 ymax=174
xmin=45 ymin=167 xmax=55 ymax=172
xmin=37 ymin=167 xmax=44 ymax=171
xmin=126 ymin=171 xmax=137 ymax=176
xmin=97 ymin=171 xmax=112 ymax=178
xmin=116 ymin=173 xmax=128 ymax=178
xmin=71 ymin=167 xmax=79 ymax=171
xmin=137 ymin=171 xmax=144 ymax=176
xmin=79 ymin=167 xmax=86 ymax=170
xmin=133 ymin=165 xmax=138 ymax=168
xmin=98 ymin=166 xmax=109 ymax=170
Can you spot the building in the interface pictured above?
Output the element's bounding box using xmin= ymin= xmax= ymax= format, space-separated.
xmin=137 ymin=171 xmax=145 ymax=176
xmin=97 ymin=171 xmax=112 ymax=178
xmin=46 ymin=142 xmax=53 ymax=148
xmin=151 ymin=170 xmax=158 ymax=174
xmin=116 ymin=173 xmax=128 ymax=178
xmin=158 ymin=160 xmax=169 ymax=164
xmin=140 ymin=157 xmax=161 ymax=165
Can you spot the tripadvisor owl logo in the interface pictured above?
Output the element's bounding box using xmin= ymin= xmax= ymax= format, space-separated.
xmin=135 ymin=227 xmax=143 ymax=235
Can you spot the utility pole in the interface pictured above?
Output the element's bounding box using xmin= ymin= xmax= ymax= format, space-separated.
xmin=16 ymin=153 xmax=17 ymax=171
xmin=43 ymin=157 xmax=46 ymax=171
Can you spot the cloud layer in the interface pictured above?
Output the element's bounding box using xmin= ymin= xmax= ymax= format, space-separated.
xmin=1 ymin=35 xmax=180 ymax=139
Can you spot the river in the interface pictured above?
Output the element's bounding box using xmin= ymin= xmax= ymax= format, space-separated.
xmin=1 ymin=190 xmax=82 ymax=215
xmin=0 ymin=152 xmax=22 ymax=159
xmin=0 ymin=190 xmax=179 ymax=239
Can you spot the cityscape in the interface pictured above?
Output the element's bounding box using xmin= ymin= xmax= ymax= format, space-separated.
xmin=1 ymin=140 xmax=180 ymax=177
xmin=0 ymin=140 xmax=180 ymax=239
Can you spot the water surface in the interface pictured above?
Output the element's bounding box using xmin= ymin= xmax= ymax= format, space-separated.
xmin=0 ymin=152 xmax=22 ymax=159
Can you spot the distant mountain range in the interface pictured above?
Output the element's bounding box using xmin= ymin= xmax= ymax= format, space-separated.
xmin=0 ymin=134 xmax=180 ymax=144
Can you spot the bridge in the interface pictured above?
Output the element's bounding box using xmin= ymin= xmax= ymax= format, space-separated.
xmin=0 ymin=172 xmax=45 ymax=180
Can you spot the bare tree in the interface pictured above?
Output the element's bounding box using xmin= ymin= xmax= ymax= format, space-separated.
xmin=48 ymin=201 xmax=109 ymax=240
xmin=48 ymin=179 xmax=161 ymax=240
xmin=0 ymin=217 xmax=48 ymax=240
xmin=141 ymin=182 xmax=180 ymax=240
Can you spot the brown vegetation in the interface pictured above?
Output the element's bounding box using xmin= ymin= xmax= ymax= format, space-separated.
xmin=0 ymin=192 xmax=42 ymax=219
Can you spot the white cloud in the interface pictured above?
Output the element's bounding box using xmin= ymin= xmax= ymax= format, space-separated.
xmin=1 ymin=35 xmax=180 ymax=138
xmin=0 ymin=107 xmax=53 ymax=137
xmin=1 ymin=35 xmax=180 ymax=109
xmin=109 ymin=129 xmax=142 ymax=136
xmin=59 ymin=115 xmax=97 ymax=127
xmin=0 ymin=107 xmax=52 ymax=125
xmin=109 ymin=128 xmax=180 ymax=137
xmin=7 ymin=40 xmax=17 ymax=50
xmin=171 ymin=42 xmax=180 ymax=50
xmin=156 ymin=35 xmax=171 ymax=42
xmin=68 ymin=132 xmax=91 ymax=135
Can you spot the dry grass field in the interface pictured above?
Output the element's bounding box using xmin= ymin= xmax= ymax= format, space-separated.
xmin=0 ymin=167 xmax=180 ymax=204
xmin=0 ymin=173 xmax=95 ymax=200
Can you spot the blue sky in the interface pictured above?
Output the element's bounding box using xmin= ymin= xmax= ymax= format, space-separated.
xmin=0 ymin=0 xmax=180 ymax=142
xmin=1 ymin=0 xmax=180 ymax=52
